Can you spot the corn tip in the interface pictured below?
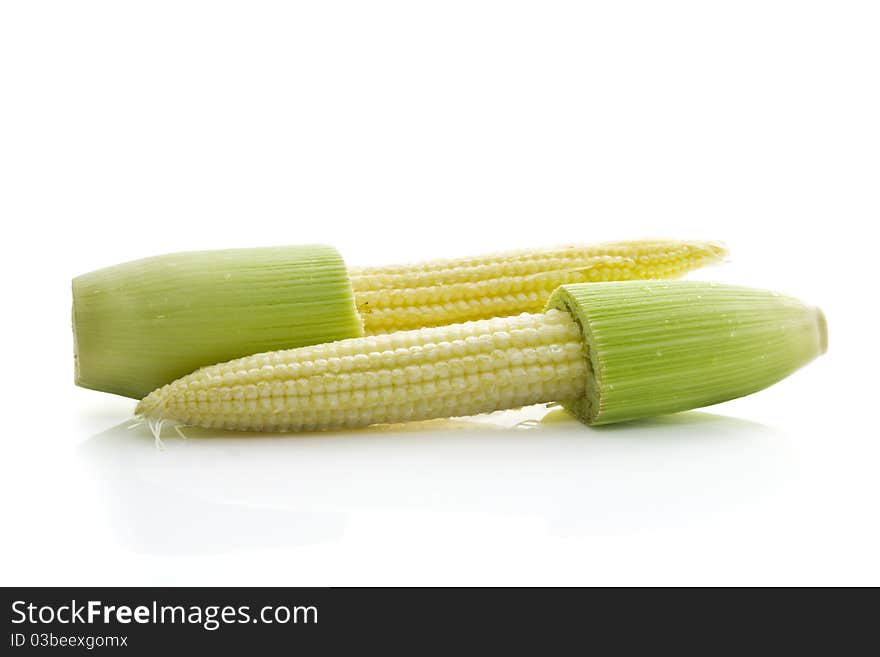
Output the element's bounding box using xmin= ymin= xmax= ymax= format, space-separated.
xmin=705 ymin=240 xmax=729 ymax=261
xmin=814 ymin=306 xmax=828 ymax=354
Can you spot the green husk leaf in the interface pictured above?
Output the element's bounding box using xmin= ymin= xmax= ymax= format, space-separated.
xmin=548 ymin=281 xmax=827 ymax=425
xmin=73 ymin=244 xmax=363 ymax=399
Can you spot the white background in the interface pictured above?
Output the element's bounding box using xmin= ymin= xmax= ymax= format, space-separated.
xmin=1 ymin=1 xmax=877 ymax=585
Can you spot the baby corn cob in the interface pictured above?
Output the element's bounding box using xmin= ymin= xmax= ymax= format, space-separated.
xmin=75 ymin=239 xmax=726 ymax=398
xmin=137 ymin=281 xmax=826 ymax=433
xmin=350 ymin=239 xmax=727 ymax=333
xmin=137 ymin=311 xmax=587 ymax=432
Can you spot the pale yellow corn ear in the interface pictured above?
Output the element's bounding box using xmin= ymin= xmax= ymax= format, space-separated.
xmin=136 ymin=310 xmax=587 ymax=432
xmin=76 ymin=239 xmax=725 ymax=399
xmin=349 ymin=239 xmax=727 ymax=334
xmin=137 ymin=281 xmax=825 ymax=434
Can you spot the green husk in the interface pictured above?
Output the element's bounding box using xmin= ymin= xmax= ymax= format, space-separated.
xmin=73 ymin=244 xmax=363 ymax=399
xmin=548 ymin=281 xmax=827 ymax=425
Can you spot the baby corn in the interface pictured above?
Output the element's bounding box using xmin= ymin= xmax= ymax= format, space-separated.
xmin=351 ymin=239 xmax=727 ymax=333
xmin=137 ymin=281 xmax=826 ymax=433
xmin=74 ymin=239 xmax=726 ymax=398
xmin=136 ymin=310 xmax=586 ymax=432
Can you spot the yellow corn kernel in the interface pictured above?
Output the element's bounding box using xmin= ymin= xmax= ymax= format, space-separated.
xmin=136 ymin=310 xmax=587 ymax=432
xmin=349 ymin=239 xmax=727 ymax=333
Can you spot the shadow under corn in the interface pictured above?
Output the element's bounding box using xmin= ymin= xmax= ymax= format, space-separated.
xmin=79 ymin=406 xmax=791 ymax=555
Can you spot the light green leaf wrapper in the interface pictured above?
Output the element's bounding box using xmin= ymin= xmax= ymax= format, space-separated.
xmin=73 ymin=245 xmax=362 ymax=399
xmin=547 ymin=281 xmax=827 ymax=425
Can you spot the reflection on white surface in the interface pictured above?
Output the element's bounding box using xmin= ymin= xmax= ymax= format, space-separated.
xmin=79 ymin=406 xmax=790 ymax=556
